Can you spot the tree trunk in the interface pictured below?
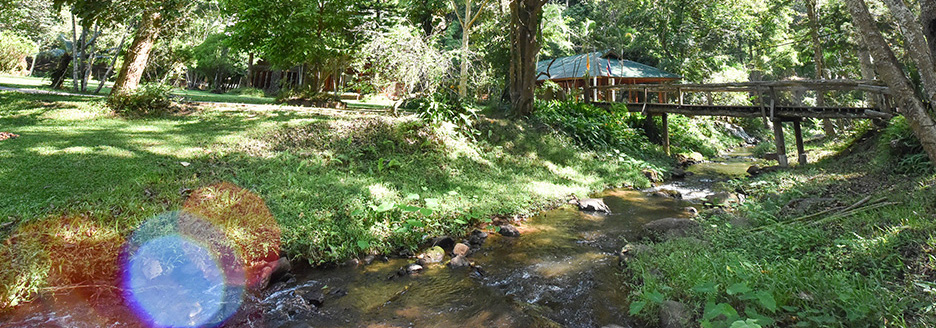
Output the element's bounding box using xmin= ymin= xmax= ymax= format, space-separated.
xmin=82 ymin=27 xmax=101 ymax=92
xmin=460 ymin=27 xmax=470 ymax=98
xmin=95 ymin=29 xmax=128 ymax=94
xmin=807 ymin=0 xmax=837 ymax=137
xmin=880 ymin=0 xmax=936 ymax=105
xmin=247 ymin=52 xmax=255 ymax=87
xmin=845 ymin=0 xmax=936 ymax=163
xmin=71 ymin=13 xmax=80 ymax=92
xmin=856 ymin=44 xmax=879 ymax=108
xmin=508 ymin=0 xmax=545 ymax=117
xmin=111 ymin=8 xmax=163 ymax=95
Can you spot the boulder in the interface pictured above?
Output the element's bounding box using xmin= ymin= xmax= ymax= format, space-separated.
xmin=643 ymin=218 xmax=700 ymax=239
xmin=577 ymin=198 xmax=611 ymax=213
xmin=420 ymin=246 xmax=446 ymax=264
xmin=468 ymin=229 xmax=488 ymax=246
xmin=705 ymin=192 xmax=741 ymax=207
xmin=671 ymin=168 xmax=687 ymax=179
xmin=448 ymin=255 xmax=471 ymax=268
xmin=684 ymin=207 xmax=698 ymax=217
xmin=643 ymin=169 xmax=661 ymax=183
xmin=498 ymin=224 xmax=520 ymax=237
xmin=398 ymin=263 xmax=423 ymax=276
xmin=746 ymin=165 xmax=761 ymax=176
xmin=619 ymin=243 xmax=652 ymax=261
xmin=659 ymin=300 xmax=691 ymax=328
xmin=652 ymin=189 xmax=682 ymax=199
xmin=269 ymin=257 xmax=292 ymax=283
xmin=429 ymin=236 xmax=455 ymax=252
xmin=295 ymin=286 xmax=325 ymax=307
xmin=453 ymin=243 xmax=470 ymax=257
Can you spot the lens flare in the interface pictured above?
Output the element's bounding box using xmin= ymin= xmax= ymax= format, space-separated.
xmin=123 ymin=211 xmax=245 ymax=328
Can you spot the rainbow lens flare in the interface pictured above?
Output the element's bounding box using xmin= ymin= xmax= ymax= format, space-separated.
xmin=123 ymin=211 xmax=245 ymax=328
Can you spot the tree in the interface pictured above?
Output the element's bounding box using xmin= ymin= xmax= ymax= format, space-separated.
xmin=508 ymin=0 xmax=545 ymax=116
xmin=53 ymin=0 xmax=197 ymax=95
xmin=805 ymin=0 xmax=837 ymax=137
xmin=221 ymin=0 xmax=369 ymax=94
xmin=451 ymin=0 xmax=493 ymax=99
xmin=844 ymin=0 xmax=936 ymax=163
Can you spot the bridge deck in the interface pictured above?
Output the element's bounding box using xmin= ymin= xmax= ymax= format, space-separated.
xmin=591 ymin=102 xmax=893 ymax=120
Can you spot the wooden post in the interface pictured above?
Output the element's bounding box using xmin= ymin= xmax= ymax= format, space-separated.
xmin=662 ymin=113 xmax=671 ymax=156
xmin=593 ymin=76 xmax=598 ymax=101
xmin=679 ymin=88 xmax=684 ymax=105
xmin=793 ymin=120 xmax=807 ymax=165
xmin=610 ymin=78 xmax=616 ymax=102
xmin=773 ymin=119 xmax=788 ymax=167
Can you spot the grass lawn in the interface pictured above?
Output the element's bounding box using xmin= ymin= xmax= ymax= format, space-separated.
xmin=0 ymin=91 xmax=665 ymax=308
xmin=0 ymin=75 xmax=395 ymax=108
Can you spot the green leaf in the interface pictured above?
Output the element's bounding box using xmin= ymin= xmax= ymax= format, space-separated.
xmin=628 ymin=301 xmax=647 ymax=315
xmin=447 ymin=190 xmax=458 ymax=196
xmin=692 ymin=282 xmax=718 ymax=294
xmin=357 ymin=240 xmax=369 ymax=249
xmin=374 ymin=202 xmax=395 ymax=212
xmin=644 ymin=290 xmax=664 ymax=304
xmin=703 ymin=302 xmax=739 ymax=321
xmin=418 ymin=208 xmax=433 ymax=216
xmin=726 ymin=283 xmax=751 ymax=296
xmin=744 ymin=308 xmax=776 ymax=326
xmin=424 ymin=198 xmax=440 ymax=209
xmin=405 ymin=193 xmax=420 ymax=201
xmin=755 ymin=290 xmax=777 ymax=312
xmin=729 ymin=319 xmax=762 ymax=328
xmin=454 ymin=218 xmax=468 ymax=225
xmin=351 ymin=209 xmax=364 ymax=216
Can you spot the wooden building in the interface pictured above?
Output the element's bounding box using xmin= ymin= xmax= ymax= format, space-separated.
xmin=536 ymin=50 xmax=681 ymax=101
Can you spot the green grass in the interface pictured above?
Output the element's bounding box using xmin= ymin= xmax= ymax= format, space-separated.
xmin=0 ymin=91 xmax=664 ymax=308
xmin=623 ymin=125 xmax=936 ymax=327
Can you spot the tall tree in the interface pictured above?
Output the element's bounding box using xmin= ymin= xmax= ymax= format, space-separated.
xmin=452 ymin=0 xmax=492 ymax=99
xmin=845 ymin=0 xmax=936 ymax=163
xmin=508 ymin=0 xmax=545 ymax=116
xmin=806 ymin=0 xmax=837 ymax=137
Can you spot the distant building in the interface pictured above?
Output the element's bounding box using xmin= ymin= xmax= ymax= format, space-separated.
xmin=536 ymin=50 xmax=680 ymax=101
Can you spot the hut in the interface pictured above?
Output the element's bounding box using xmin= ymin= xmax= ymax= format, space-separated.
xmin=536 ymin=50 xmax=680 ymax=102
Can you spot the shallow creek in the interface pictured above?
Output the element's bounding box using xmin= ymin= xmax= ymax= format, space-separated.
xmin=1 ymin=149 xmax=760 ymax=328
xmin=246 ymin=149 xmax=761 ymax=328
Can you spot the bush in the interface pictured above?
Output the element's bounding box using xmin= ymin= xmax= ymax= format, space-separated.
xmin=878 ymin=116 xmax=934 ymax=175
xmin=534 ymin=99 xmax=659 ymax=155
xmin=106 ymin=83 xmax=175 ymax=117
xmin=410 ymin=92 xmax=477 ymax=131
xmin=226 ymin=87 xmax=265 ymax=97
xmin=0 ymin=31 xmax=37 ymax=74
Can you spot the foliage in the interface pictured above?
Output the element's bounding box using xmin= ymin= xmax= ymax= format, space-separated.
xmin=410 ymin=91 xmax=477 ymax=131
xmin=226 ymin=87 xmax=265 ymax=97
xmin=0 ymin=31 xmax=37 ymax=74
xmin=878 ymin=116 xmax=934 ymax=175
xmin=625 ymin=129 xmax=936 ymax=327
xmin=106 ymin=82 xmax=175 ymax=116
xmin=353 ymin=24 xmax=451 ymax=98
xmin=192 ymin=33 xmax=248 ymax=91
xmin=533 ymin=99 xmax=664 ymax=159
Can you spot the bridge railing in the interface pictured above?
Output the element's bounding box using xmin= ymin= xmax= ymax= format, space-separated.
xmin=585 ymin=79 xmax=894 ymax=115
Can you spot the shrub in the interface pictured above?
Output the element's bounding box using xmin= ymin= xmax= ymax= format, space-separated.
xmin=533 ymin=99 xmax=660 ymax=156
xmin=0 ymin=31 xmax=37 ymax=74
xmin=226 ymin=87 xmax=265 ymax=97
xmin=106 ymin=83 xmax=176 ymax=117
xmin=411 ymin=91 xmax=477 ymax=131
xmin=878 ymin=116 xmax=934 ymax=174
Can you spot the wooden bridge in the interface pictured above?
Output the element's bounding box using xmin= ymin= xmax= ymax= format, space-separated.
xmin=582 ymin=79 xmax=895 ymax=167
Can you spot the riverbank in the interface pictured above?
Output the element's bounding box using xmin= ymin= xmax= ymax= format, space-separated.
xmin=623 ymin=121 xmax=936 ymax=327
xmin=0 ymin=91 xmax=694 ymax=310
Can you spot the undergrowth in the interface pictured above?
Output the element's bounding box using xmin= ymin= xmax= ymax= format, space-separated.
xmin=624 ymin=118 xmax=936 ymax=327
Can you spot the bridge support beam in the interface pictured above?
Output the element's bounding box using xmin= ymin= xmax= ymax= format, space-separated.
xmin=772 ymin=119 xmax=789 ymax=167
xmin=662 ymin=113 xmax=670 ymax=156
xmin=793 ymin=120 xmax=807 ymax=165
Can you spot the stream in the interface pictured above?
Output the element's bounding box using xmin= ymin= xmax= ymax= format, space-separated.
xmin=1 ymin=149 xmax=760 ymax=328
